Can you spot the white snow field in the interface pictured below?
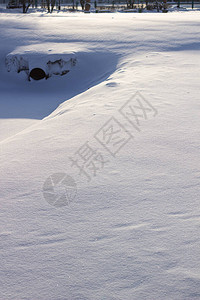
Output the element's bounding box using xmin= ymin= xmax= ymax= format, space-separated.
xmin=0 ymin=10 xmax=200 ymax=300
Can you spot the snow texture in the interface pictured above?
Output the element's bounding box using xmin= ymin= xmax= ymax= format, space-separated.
xmin=0 ymin=9 xmax=200 ymax=300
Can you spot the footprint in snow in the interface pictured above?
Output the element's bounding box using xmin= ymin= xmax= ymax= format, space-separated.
xmin=106 ymin=81 xmax=118 ymax=87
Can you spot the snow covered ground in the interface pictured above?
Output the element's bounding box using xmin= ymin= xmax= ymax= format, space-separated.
xmin=0 ymin=10 xmax=200 ymax=300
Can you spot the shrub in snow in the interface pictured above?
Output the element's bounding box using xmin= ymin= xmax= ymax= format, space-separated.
xmin=47 ymin=58 xmax=76 ymax=77
xmin=5 ymin=54 xmax=77 ymax=81
xmin=5 ymin=55 xmax=29 ymax=74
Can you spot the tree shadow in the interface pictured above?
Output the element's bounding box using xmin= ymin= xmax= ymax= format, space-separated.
xmin=0 ymin=51 xmax=120 ymax=119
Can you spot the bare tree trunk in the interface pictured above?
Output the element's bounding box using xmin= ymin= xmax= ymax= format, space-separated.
xmin=46 ymin=0 xmax=50 ymax=12
xmin=51 ymin=0 xmax=55 ymax=12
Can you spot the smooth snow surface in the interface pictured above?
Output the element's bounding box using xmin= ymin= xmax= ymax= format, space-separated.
xmin=0 ymin=10 xmax=200 ymax=300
